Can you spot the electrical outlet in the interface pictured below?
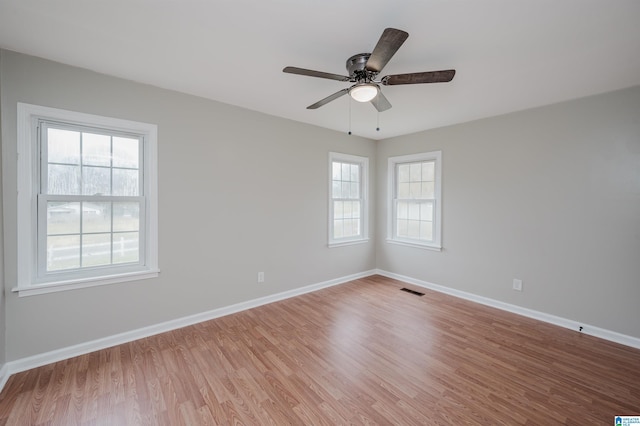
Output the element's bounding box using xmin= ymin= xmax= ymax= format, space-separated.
xmin=257 ymin=272 xmax=265 ymax=283
xmin=513 ymin=278 xmax=523 ymax=291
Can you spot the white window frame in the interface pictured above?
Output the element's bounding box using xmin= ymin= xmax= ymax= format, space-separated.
xmin=15 ymin=103 xmax=159 ymax=296
xmin=387 ymin=151 xmax=442 ymax=250
xmin=328 ymin=152 xmax=369 ymax=247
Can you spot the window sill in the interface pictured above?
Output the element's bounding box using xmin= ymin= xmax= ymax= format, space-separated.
xmin=328 ymin=238 xmax=370 ymax=248
xmin=12 ymin=269 xmax=160 ymax=297
xmin=386 ymin=238 xmax=442 ymax=251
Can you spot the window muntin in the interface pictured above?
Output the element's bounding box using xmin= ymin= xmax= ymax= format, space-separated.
xmin=388 ymin=151 xmax=442 ymax=250
xmin=16 ymin=103 xmax=159 ymax=296
xmin=329 ymin=152 xmax=368 ymax=246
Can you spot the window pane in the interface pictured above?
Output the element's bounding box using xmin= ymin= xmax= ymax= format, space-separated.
xmin=48 ymin=164 xmax=81 ymax=195
xmin=398 ymin=164 xmax=410 ymax=183
xmin=82 ymin=166 xmax=111 ymax=195
xmin=343 ymin=220 xmax=352 ymax=237
xmin=82 ymin=132 xmax=111 ymax=166
xmin=333 ymin=220 xmax=344 ymax=239
xmin=408 ymin=220 xmax=420 ymax=239
xmin=350 ymin=164 xmax=359 ymax=183
xmin=47 ymin=202 xmax=80 ymax=235
xmin=352 ymin=201 xmax=361 ymax=219
xmin=82 ymin=233 xmax=112 ymax=267
xmin=398 ymin=182 xmax=410 ymax=198
xmin=421 ymin=182 xmax=435 ymax=199
xmin=410 ymin=163 xmax=422 ymax=182
xmin=408 ymin=203 xmax=420 ymax=220
xmin=113 ymin=232 xmax=139 ymax=264
xmin=332 ymin=181 xmax=341 ymax=199
xmin=112 ymin=137 xmax=139 ymax=168
xmin=47 ymin=235 xmax=80 ymax=271
xmin=397 ymin=201 xmax=408 ymax=219
xmin=341 ymin=163 xmax=350 ymax=181
xmin=83 ymin=202 xmax=111 ymax=233
xmin=341 ymin=182 xmax=350 ymax=199
xmin=334 ymin=201 xmax=344 ymax=220
xmin=113 ymin=202 xmax=139 ymax=232
xmin=410 ymin=182 xmax=422 ymax=198
xmin=112 ymin=169 xmax=139 ymax=196
xmin=344 ymin=219 xmax=360 ymax=237
xmin=397 ymin=219 xmax=408 ymax=237
xmin=422 ymin=161 xmax=435 ymax=181
xmin=343 ymin=200 xmax=352 ymax=218
xmin=332 ymin=162 xmax=342 ymax=180
xmin=420 ymin=202 xmax=434 ymax=221
xmin=350 ymin=182 xmax=359 ymax=199
xmin=47 ymin=128 xmax=80 ymax=164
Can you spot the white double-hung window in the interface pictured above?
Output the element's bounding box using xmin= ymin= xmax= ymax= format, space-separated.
xmin=328 ymin=152 xmax=368 ymax=246
xmin=388 ymin=151 xmax=442 ymax=250
xmin=16 ymin=103 xmax=159 ymax=296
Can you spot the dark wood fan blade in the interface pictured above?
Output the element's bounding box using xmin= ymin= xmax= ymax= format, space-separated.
xmin=382 ymin=69 xmax=456 ymax=85
xmin=307 ymin=88 xmax=349 ymax=109
xmin=371 ymin=91 xmax=392 ymax=112
xmin=283 ymin=66 xmax=350 ymax=82
xmin=365 ymin=28 xmax=409 ymax=73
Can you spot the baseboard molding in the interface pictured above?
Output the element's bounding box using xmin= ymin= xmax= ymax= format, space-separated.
xmin=0 ymin=363 xmax=9 ymax=393
xmin=4 ymin=267 xmax=637 ymax=396
xmin=375 ymin=269 xmax=640 ymax=350
xmin=1 ymin=269 xmax=376 ymax=393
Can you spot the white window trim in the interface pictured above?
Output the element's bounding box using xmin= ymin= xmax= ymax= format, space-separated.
xmin=14 ymin=103 xmax=159 ymax=297
xmin=328 ymin=152 xmax=369 ymax=247
xmin=387 ymin=151 xmax=442 ymax=251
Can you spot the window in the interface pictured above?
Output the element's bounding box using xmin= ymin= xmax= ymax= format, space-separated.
xmin=387 ymin=151 xmax=442 ymax=250
xmin=328 ymin=152 xmax=368 ymax=246
xmin=16 ymin=103 xmax=159 ymax=296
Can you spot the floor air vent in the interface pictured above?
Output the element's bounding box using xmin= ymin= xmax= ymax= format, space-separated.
xmin=400 ymin=288 xmax=425 ymax=296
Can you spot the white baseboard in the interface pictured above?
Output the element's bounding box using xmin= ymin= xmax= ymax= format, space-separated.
xmin=3 ymin=268 xmax=637 ymax=396
xmin=0 ymin=363 xmax=9 ymax=392
xmin=1 ymin=270 xmax=376 ymax=393
xmin=375 ymin=269 xmax=640 ymax=350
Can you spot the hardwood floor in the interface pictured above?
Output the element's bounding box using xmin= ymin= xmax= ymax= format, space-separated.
xmin=1 ymin=275 xmax=639 ymax=425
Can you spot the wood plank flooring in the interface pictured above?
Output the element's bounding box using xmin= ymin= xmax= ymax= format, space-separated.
xmin=1 ymin=275 xmax=639 ymax=425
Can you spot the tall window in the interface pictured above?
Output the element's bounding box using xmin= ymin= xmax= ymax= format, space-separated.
xmin=329 ymin=152 xmax=368 ymax=246
xmin=388 ymin=151 xmax=442 ymax=250
xmin=17 ymin=103 xmax=158 ymax=296
xmin=41 ymin=122 xmax=143 ymax=272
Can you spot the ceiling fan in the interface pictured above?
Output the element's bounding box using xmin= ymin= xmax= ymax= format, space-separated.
xmin=283 ymin=28 xmax=455 ymax=112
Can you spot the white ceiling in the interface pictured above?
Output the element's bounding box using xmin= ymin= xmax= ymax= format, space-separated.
xmin=1 ymin=0 xmax=639 ymax=140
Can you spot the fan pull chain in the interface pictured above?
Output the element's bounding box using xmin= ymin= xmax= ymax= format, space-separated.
xmin=377 ymin=111 xmax=380 ymax=132
xmin=348 ymin=98 xmax=352 ymax=135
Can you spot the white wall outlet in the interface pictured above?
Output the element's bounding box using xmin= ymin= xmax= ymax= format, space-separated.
xmin=257 ymin=272 xmax=265 ymax=283
xmin=513 ymin=278 xmax=523 ymax=291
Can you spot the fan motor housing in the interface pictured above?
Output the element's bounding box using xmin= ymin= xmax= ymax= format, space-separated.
xmin=346 ymin=53 xmax=372 ymax=78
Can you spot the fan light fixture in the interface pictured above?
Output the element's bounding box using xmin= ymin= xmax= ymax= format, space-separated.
xmin=349 ymin=83 xmax=378 ymax=102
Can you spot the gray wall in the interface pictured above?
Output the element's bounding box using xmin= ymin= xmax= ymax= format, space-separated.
xmin=0 ymin=50 xmax=376 ymax=361
xmin=377 ymin=86 xmax=640 ymax=339
xmin=1 ymin=48 xmax=639 ymax=364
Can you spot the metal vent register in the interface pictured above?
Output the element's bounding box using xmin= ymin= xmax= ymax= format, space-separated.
xmin=400 ymin=288 xmax=425 ymax=296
